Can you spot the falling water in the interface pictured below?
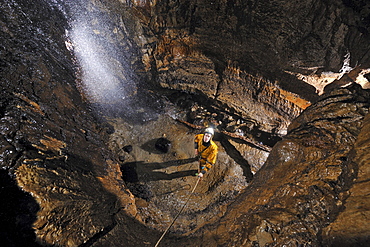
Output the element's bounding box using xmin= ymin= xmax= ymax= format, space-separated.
xmin=69 ymin=23 xmax=127 ymax=104
xmin=49 ymin=0 xmax=161 ymax=122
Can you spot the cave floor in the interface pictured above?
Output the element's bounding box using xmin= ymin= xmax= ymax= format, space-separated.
xmin=105 ymin=103 xmax=248 ymax=234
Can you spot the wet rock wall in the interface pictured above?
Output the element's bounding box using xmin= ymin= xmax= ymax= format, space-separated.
xmin=217 ymin=66 xmax=310 ymax=134
xmin=1 ymin=0 xmax=370 ymax=246
xmin=196 ymin=84 xmax=370 ymax=246
xmin=133 ymin=0 xmax=370 ymax=136
xmin=321 ymin=98 xmax=370 ymax=246
xmin=142 ymin=0 xmax=370 ymax=96
xmin=0 ymin=0 xmax=139 ymax=246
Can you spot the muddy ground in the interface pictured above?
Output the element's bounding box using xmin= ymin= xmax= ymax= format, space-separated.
xmin=105 ymin=100 xmax=251 ymax=234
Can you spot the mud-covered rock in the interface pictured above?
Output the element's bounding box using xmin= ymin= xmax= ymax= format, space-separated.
xmin=321 ymin=101 xmax=370 ymax=246
xmin=154 ymin=137 xmax=172 ymax=153
xmin=198 ymin=85 xmax=370 ymax=246
xmin=122 ymin=145 xmax=133 ymax=153
xmin=1 ymin=0 xmax=370 ymax=246
xmin=0 ymin=1 xmax=138 ymax=246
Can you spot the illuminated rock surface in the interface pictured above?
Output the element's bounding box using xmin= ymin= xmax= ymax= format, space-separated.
xmin=0 ymin=0 xmax=369 ymax=246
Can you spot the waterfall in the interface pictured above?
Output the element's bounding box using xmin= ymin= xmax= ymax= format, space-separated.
xmin=64 ymin=0 xmax=135 ymax=103
xmin=48 ymin=0 xmax=163 ymax=123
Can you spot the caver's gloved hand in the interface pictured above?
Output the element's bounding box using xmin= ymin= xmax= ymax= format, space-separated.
xmin=196 ymin=168 xmax=207 ymax=178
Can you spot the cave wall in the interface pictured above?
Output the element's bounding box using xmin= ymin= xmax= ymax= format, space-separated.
xmin=131 ymin=0 xmax=370 ymax=135
xmin=140 ymin=0 xmax=370 ymax=97
xmin=1 ymin=0 xmax=370 ymax=246
xmin=199 ymin=85 xmax=370 ymax=246
xmin=322 ymin=108 xmax=370 ymax=246
xmin=0 ymin=0 xmax=139 ymax=246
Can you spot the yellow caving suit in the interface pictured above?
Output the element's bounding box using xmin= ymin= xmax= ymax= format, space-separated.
xmin=194 ymin=134 xmax=218 ymax=175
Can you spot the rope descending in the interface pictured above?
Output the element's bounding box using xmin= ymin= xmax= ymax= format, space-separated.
xmin=154 ymin=176 xmax=201 ymax=247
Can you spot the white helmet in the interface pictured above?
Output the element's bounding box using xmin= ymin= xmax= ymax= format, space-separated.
xmin=204 ymin=127 xmax=214 ymax=135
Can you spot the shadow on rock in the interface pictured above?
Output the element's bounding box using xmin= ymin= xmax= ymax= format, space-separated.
xmin=120 ymin=157 xmax=198 ymax=183
xmin=219 ymin=135 xmax=254 ymax=182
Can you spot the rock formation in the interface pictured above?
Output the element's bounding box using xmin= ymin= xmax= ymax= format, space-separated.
xmin=0 ymin=0 xmax=369 ymax=246
xmin=203 ymin=84 xmax=370 ymax=246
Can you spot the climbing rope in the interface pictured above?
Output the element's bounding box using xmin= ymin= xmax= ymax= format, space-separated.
xmin=154 ymin=176 xmax=201 ymax=247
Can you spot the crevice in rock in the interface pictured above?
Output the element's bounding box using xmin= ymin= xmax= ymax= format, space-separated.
xmin=0 ymin=169 xmax=43 ymax=247
xmin=218 ymin=134 xmax=253 ymax=182
xmin=0 ymin=99 xmax=9 ymax=119
xmin=79 ymin=213 xmax=118 ymax=247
